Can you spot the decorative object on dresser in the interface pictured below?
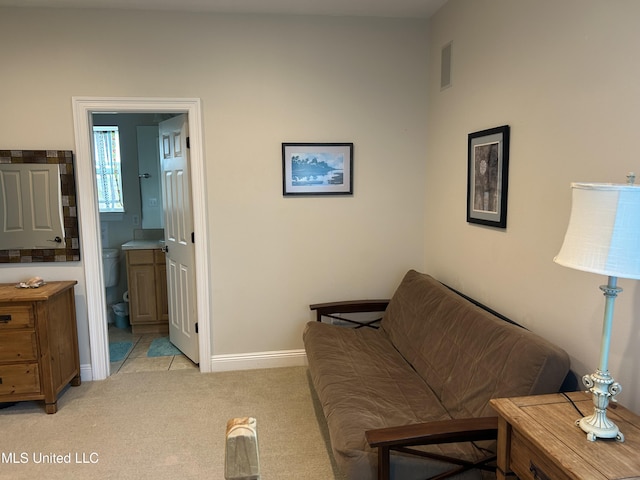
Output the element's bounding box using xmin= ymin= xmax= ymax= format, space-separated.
xmin=554 ymin=176 xmax=640 ymax=442
xmin=491 ymin=393 xmax=640 ymax=480
xmin=0 ymin=281 xmax=80 ymax=413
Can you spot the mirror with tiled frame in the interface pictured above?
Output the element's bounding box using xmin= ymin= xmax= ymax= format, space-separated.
xmin=0 ymin=150 xmax=80 ymax=263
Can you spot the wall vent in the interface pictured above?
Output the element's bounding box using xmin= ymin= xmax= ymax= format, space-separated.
xmin=441 ymin=41 xmax=453 ymax=90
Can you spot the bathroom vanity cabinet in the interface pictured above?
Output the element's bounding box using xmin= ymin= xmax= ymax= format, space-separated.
xmin=126 ymin=249 xmax=168 ymax=334
xmin=0 ymin=281 xmax=80 ymax=414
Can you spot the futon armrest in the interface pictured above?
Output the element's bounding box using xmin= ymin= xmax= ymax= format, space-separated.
xmin=366 ymin=416 xmax=498 ymax=449
xmin=310 ymin=299 xmax=390 ymax=315
xmin=309 ymin=300 xmax=389 ymax=327
xmin=367 ymin=417 xmax=498 ymax=480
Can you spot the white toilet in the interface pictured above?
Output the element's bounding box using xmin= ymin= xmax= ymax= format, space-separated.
xmin=102 ymin=249 xmax=120 ymax=288
xmin=102 ymin=249 xmax=120 ymax=324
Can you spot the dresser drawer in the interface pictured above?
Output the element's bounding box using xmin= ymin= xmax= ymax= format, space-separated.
xmin=511 ymin=429 xmax=572 ymax=480
xmin=0 ymin=363 xmax=41 ymax=396
xmin=0 ymin=305 xmax=34 ymax=330
xmin=0 ymin=331 xmax=38 ymax=362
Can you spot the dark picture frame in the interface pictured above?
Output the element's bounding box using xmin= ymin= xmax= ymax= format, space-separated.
xmin=466 ymin=125 xmax=510 ymax=228
xmin=282 ymin=143 xmax=353 ymax=196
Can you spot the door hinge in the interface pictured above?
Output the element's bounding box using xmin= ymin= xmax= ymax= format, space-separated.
xmin=195 ymin=322 xmax=198 ymax=334
xmin=186 ymin=136 xmax=190 ymax=149
xmin=191 ymin=232 xmax=195 ymax=243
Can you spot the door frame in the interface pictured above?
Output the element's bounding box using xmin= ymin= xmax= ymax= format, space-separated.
xmin=72 ymin=97 xmax=211 ymax=379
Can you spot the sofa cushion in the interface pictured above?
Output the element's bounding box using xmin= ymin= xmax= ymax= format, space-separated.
xmin=381 ymin=270 xmax=571 ymax=419
xmin=304 ymin=321 xmax=490 ymax=479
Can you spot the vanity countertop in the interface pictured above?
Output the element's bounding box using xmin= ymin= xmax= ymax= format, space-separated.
xmin=121 ymin=239 xmax=165 ymax=251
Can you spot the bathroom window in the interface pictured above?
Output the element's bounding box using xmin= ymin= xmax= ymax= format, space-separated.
xmin=93 ymin=126 xmax=125 ymax=213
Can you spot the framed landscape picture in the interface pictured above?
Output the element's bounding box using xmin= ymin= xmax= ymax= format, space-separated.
xmin=466 ymin=125 xmax=510 ymax=228
xmin=282 ymin=143 xmax=353 ymax=196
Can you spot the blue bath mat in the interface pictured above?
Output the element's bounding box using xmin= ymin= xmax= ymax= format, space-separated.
xmin=109 ymin=341 xmax=133 ymax=363
xmin=147 ymin=337 xmax=181 ymax=357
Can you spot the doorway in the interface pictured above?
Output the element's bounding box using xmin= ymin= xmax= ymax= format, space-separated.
xmin=72 ymin=97 xmax=211 ymax=380
xmin=94 ymin=112 xmax=198 ymax=372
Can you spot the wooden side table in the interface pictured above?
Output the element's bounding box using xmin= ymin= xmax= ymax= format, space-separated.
xmin=491 ymin=392 xmax=640 ymax=480
xmin=0 ymin=281 xmax=80 ymax=413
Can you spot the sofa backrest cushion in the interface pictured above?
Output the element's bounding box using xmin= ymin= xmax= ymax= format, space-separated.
xmin=381 ymin=270 xmax=570 ymax=419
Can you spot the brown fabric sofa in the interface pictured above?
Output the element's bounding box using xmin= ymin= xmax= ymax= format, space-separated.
xmin=303 ymin=270 xmax=570 ymax=480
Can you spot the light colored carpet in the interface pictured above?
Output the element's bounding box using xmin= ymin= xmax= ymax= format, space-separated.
xmin=0 ymin=367 xmax=344 ymax=480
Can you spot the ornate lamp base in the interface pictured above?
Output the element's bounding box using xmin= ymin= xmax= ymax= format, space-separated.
xmin=577 ymin=369 xmax=624 ymax=442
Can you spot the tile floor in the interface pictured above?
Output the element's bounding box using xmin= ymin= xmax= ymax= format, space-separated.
xmin=108 ymin=324 xmax=198 ymax=374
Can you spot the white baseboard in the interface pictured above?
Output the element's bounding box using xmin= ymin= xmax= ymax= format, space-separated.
xmin=80 ymin=364 xmax=94 ymax=382
xmin=80 ymin=350 xmax=308 ymax=380
xmin=210 ymin=349 xmax=308 ymax=372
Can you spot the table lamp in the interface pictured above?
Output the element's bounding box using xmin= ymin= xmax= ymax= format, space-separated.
xmin=554 ymin=175 xmax=640 ymax=442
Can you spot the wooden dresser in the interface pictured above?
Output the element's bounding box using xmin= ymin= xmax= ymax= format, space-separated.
xmin=0 ymin=281 xmax=80 ymax=414
xmin=491 ymin=392 xmax=640 ymax=480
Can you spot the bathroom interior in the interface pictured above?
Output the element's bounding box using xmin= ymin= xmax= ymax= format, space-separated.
xmin=95 ymin=112 xmax=197 ymax=374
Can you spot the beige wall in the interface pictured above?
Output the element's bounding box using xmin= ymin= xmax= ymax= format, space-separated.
xmin=427 ymin=0 xmax=640 ymax=412
xmin=0 ymin=9 xmax=428 ymax=363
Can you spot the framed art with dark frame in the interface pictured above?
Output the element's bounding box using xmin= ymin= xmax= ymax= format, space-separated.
xmin=282 ymin=142 xmax=353 ymax=196
xmin=466 ymin=125 xmax=510 ymax=228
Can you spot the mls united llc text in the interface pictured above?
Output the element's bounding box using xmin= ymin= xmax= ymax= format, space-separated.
xmin=1 ymin=452 xmax=99 ymax=464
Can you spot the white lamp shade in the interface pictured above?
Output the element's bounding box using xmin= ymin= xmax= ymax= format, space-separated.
xmin=554 ymin=183 xmax=640 ymax=279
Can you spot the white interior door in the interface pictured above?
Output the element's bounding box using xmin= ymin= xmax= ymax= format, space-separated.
xmin=159 ymin=114 xmax=199 ymax=364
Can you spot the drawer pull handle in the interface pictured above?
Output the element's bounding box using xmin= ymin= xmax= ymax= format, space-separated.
xmin=530 ymin=461 xmax=551 ymax=480
xmin=0 ymin=314 xmax=11 ymax=323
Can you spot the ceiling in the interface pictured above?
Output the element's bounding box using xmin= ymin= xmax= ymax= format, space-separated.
xmin=0 ymin=0 xmax=448 ymax=19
